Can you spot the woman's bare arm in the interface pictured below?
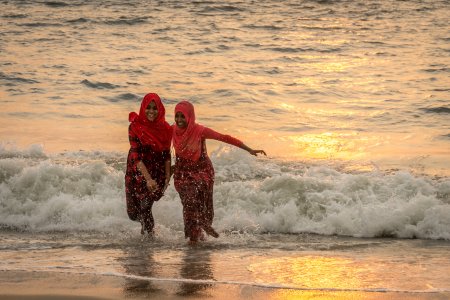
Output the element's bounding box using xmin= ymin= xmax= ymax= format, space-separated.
xmin=163 ymin=158 xmax=171 ymax=192
xmin=239 ymin=143 xmax=266 ymax=156
xmin=137 ymin=161 xmax=158 ymax=191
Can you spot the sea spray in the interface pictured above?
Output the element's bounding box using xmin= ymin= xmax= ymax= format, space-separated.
xmin=0 ymin=154 xmax=129 ymax=231
xmin=0 ymin=145 xmax=449 ymax=240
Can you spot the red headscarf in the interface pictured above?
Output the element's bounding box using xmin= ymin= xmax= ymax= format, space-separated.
xmin=172 ymin=101 xmax=205 ymax=161
xmin=129 ymin=93 xmax=172 ymax=151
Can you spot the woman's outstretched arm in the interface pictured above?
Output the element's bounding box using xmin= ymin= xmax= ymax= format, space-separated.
xmin=203 ymin=127 xmax=266 ymax=156
xmin=238 ymin=143 xmax=266 ymax=156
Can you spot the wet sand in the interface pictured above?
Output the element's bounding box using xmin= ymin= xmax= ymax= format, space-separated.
xmin=1 ymin=270 xmax=449 ymax=300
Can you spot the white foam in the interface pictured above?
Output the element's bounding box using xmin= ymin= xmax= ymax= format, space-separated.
xmin=0 ymin=144 xmax=449 ymax=240
xmin=0 ymin=142 xmax=46 ymax=159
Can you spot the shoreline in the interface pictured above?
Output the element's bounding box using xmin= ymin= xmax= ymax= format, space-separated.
xmin=1 ymin=271 xmax=449 ymax=300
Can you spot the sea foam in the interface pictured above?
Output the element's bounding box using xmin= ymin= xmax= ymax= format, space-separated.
xmin=0 ymin=144 xmax=449 ymax=240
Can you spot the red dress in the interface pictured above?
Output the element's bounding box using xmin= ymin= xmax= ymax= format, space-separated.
xmin=125 ymin=125 xmax=170 ymax=232
xmin=173 ymin=127 xmax=243 ymax=239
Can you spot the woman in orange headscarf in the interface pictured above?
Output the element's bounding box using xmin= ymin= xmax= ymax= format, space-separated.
xmin=125 ymin=93 xmax=172 ymax=235
xmin=172 ymin=100 xmax=266 ymax=243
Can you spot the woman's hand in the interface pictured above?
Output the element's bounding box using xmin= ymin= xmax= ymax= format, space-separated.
xmin=249 ymin=149 xmax=266 ymax=156
xmin=240 ymin=144 xmax=267 ymax=156
xmin=137 ymin=161 xmax=159 ymax=192
xmin=146 ymin=178 xmax=158 ymax=192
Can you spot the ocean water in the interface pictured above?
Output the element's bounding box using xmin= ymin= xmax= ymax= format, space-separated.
xmin=1 ymin=0 xmax=450 ymax=298
xmin=1 ymin=0 xmax=449 ymax=174
xmin=0 ymin=145 xmax=449 ymax=298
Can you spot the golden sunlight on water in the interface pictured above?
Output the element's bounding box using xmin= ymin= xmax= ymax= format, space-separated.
xmin=248 ymin=256 xmax=363 ymax=290
xmin=288 ymin=132 xmax=375 ymax=160
xmin=246 ymin=249 xmax=450 ymax=296
xmin=0 ymin=0 xmax=448 ymax=179
xmin=308 ymin=59 xmax=357 ymax=73
xmin=264 ymin=290 xmax=418 ymax=300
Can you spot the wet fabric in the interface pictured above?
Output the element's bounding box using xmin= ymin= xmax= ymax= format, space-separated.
xmin=129 ymin=93 xmax=172 ymax=152
xmin=125 ymin=93 xmax=172 ymax=233
xmin=174 ymin=125 xmax=243 ymax=240
xmin=173 ymin=101 xmax=205 ymax=161
xmin=174 ymin=142 xmax=214 ymax=239
xmin=125 ymin=130 xmax=170 ymax=232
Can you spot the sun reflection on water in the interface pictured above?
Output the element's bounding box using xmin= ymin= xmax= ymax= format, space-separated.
xmin=289 ymin=132 xmax=371 ymax=160
xmin=249 ymin=256 xmax=362 ymax=290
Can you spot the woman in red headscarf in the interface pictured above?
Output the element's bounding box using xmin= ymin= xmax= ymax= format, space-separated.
xmin=172 ymin=101 xmax=266 ymax=243
xmin=125 ymin=93 xmax=172 ymax=235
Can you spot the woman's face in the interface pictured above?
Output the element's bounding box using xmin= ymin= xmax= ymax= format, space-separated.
xmin=175 ymin=111 xmax=187 ymax=128
xmin=145 ymin=101 xmax=158 ymax=121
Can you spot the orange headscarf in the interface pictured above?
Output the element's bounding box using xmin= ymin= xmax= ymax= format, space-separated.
xmin=129 ymin=93 xmax=172 ymax=151
xmin=172 ymin=101 xmax=205 ymax=161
